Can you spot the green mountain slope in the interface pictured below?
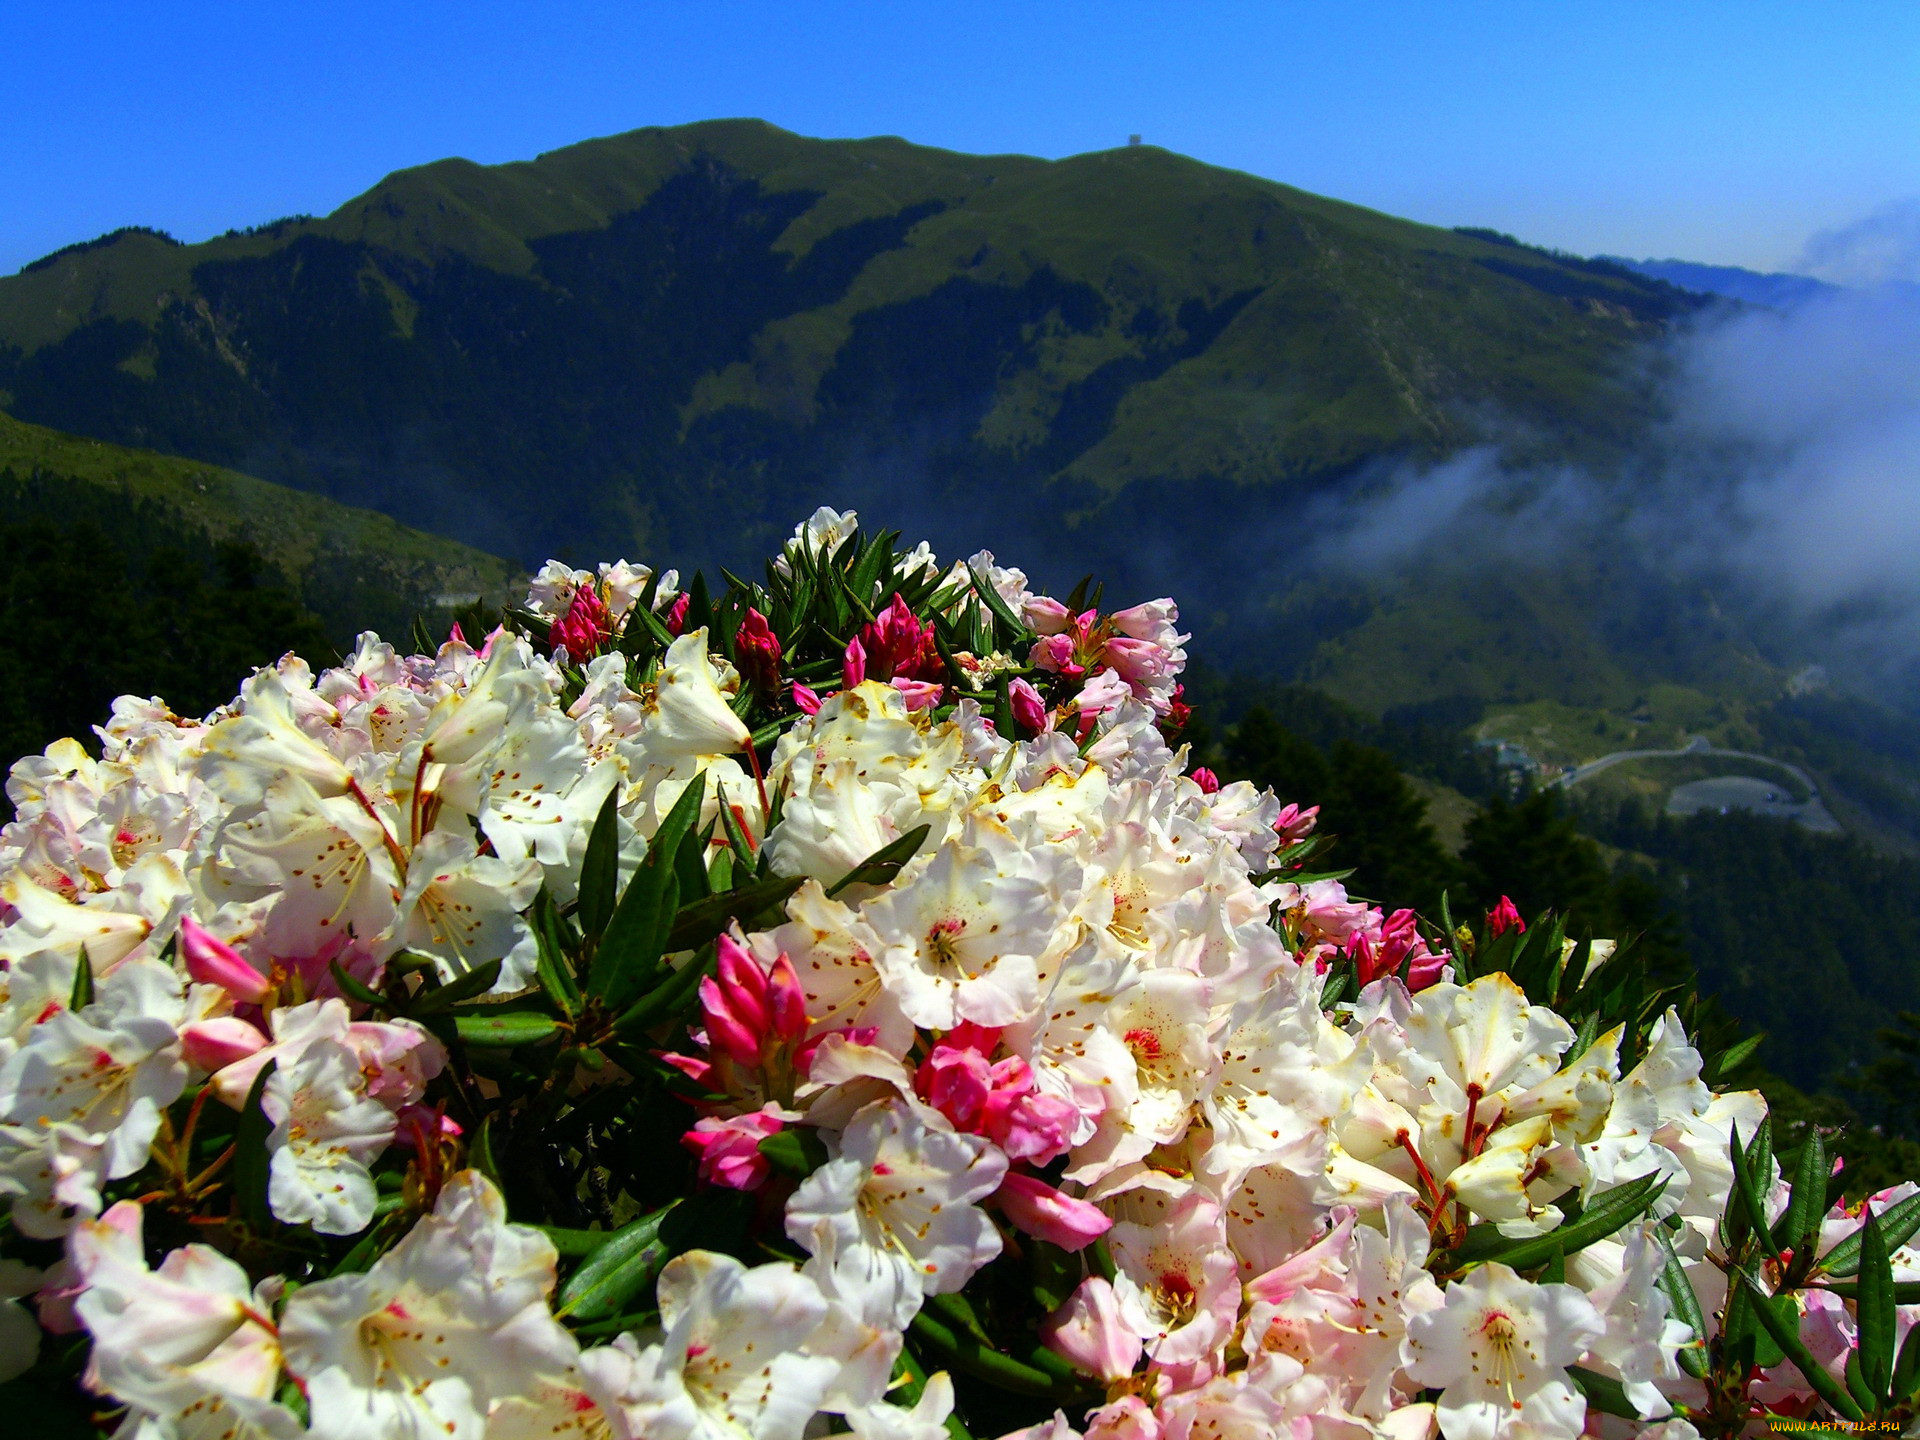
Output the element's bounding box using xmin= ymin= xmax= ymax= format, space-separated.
xmin=0 ymin=410 xmax=521 ymax=640
xmin=0 ymin=119 xmax=1693 ymax=575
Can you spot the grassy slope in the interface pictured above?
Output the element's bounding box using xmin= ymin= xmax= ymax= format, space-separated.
xmin=0 ymin=411 xmax=521 ymax=633
xmin=0 ymin=120 xmax=1685 ymax=497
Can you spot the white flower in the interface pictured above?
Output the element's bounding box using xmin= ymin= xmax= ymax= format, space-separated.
xmin=577 ymin=1251 xmax=842 ymax=1440
xmin=1105 ymin=1190 xmax=1242 ymax=1367
xmin=70 ymin=1200 xmax=297 ymax=1435
xmin=627 ymin=630 xmax=750 ymax=763
xmin=280 ymin=1171 xmax=577 ymax=1440
xmin=860 ymin=820 xmax=1072 ymax=1029
xmin=1582 ymin=1223 xmax=1691 ymax=1419
xmin=386 ymin=828 xmax=541 ymax=992
xmin=0 ymin=957 xmax=190 ymax=1236
xmin=845 ymin=1373 xmax=957 ymax=1440
xmin=786 ymin=1097 xmax=1008 ymax=1300
xmin=773 ymin=507 xmax=860 ymax=578
xmin=264 ymin=1035 xmax=398 ymax=1235
xmin=1401 ymin=1261 xmax=1602 ymax=1440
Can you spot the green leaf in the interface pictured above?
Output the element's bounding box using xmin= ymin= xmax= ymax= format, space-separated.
xmin=1728 ymin=1123 xmax=1781 ymax=1260
xmin=664 ymin=876 xmax=805 ymax=954
xmin=757 ymin=1126 xmax=829 ymax=1179
xmin=825 ymin=825 xmax=930 ymax=898
xmin=1777 ymin=1128 xmax=1828 ymax=1258
xmin=234 ymin=1059 xmax=277 ymax=1233
xmin=1709 ymin=1032 xmax=1765 ymax=1082
xmin=589 ymin=776 xmax=703 ymax=1010
xmin=967 ymin=563 xmax=1031 ymax=640
xmin=470 ymin=1113 xmax=504 ymax=1191
xmin=68 ymin=946 xmax=94 ymax=1011
xmin=1566 ymin=1365 xmax=1646 ymax=1422
xmin=1732 ymin=1269 xmax=1864 ymax=1421
xmin=576 ymin=788 xmax=622 ymax=946
xmin=1846 ymin=1348 xmax=1877 ymax=1414
xmin=555 ymin=1202 xmax=681 ymax=1321
xmin=1858 ymin=1203 xmax=1897 ymax=1406
xmin=329 ymin=959 xmax=389 ymax=1012
xmin=454 ymin=1012 xmax=562 ymax=1048
xmin=610 ymin=947 xmax=715 ymax=1035
xmin=534 ymin=1225 xmax=619 ymax=1259
xmin=407 ymin=960 xmax=504 ymax=1016
xmin=1891 ymin=1318 xmax=1920 ymax=1402
xmin=1466 ymin=1174 xmax=1667 ymax=1271
xmin=906 ymin=1308 xmax=1095 ymax=1402
xmin=1654 ymin=1230 xmax=1710 ymax=1379
xmin=1822 ymin=1192 xmax=1920 ymax=1277
xmin=532 ymin=891 xmax=580 ymax=1019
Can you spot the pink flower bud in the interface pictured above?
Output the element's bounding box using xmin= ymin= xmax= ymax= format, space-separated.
xmin=1041 ymin=1277 xmax=1142 ymax=1380
xmin=1029 ymin=632 xmax=1080 ymax=678
xmin=549 ymin=585 xmax=612 ymax=659
xmin=1274 ymin=803 xmax=1319 ymax=843
xmin=985 ymin=1086 xmax=1079 ymax=1164
xmin=890 ymin=677 xmax=943 ymax=711
xmin=916 ymin=1043 xmax=994 ymax=1131
xmin=179 ymin=1016 xmax=268 ymax=1073
xmin=177 ymin=916 xmax=272 ymax=1005
xmin=1190 ymin=767 xmax=1220 ymax=794
xmin=791 ymin=682 xmax=824 ymax=716
xmin=735 ymin=608 xmax=783 ymax=693
xmin=716 ymin=935 xmax=772 ymax=1031
xmin=1022 ymin=595 xmax=1072 ymax=635
xmin=996 ymin=1172 xmax=1111 ymax=1251
xmin=698 ymin=977 xmax=765 ymax=1068
xmin=664 ymin=593 xmax=690 ymax=636
xmin=1487 ymin=895 xmax=1526 ymax=936
xmin=1008 ymin=677 xmax=1049 ymax=733
xmin=682 ymin=1107 xmax=785 ymax=1190
xmin=766 ymin=953 xmax=809 ymax=1041
xmin=843 ymin=635 xmax=868 ymax=688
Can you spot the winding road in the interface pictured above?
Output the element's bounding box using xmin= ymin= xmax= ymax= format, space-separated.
xmin=1546 ymin=736 xmax=1842 ymax=833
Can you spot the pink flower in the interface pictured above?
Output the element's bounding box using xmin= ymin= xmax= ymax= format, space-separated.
xmin=549 ymin=584 xmax=612 ymax=658
xmin=1029 ymin=631 xmax=1084 ymax=681
xmin=1487 ymin=895 xmax=1526 ymax=936
xmin=1008 ymin=676 xmax=1050 ymax=733
xmin=682 ymin=1106 xmax=787 ymax=1191
xmin=179 ymin=1016 xmax=268 ymax=1072
xmin=1273 ymin=803 xmax=1319 ymax=843
xmin=842 ymin=635 xmax=868 ymax=689
xmin=698 ymin=935 xmax=810 ymax=1069
xmin=1347 ymin=908 xmax=1451 ymax=993
xmin=792 ymin=682 xmax=823 ymax=715
xmin=855 ymin=594 xmax=942 ymax=682
xmin=177 ymin=916 xmax=271 ymax=1005
xmin=1023 ymin=595 xmax=1073 ymax=634
xmin=1042 ymin=1277 xmax=1143 ymax=1381
xmin=890 ymin=677 xmax=943 ymax=711
xmin=995 ymin=1172 xmax=1112 ymax=1251
xmin=1190 ymin=767 xmax=1220 ymax=795
xmin=734 ymin=608 xmax=783 ymax=693
xmin=345 ymin=1019 xmax=446 ymax=1109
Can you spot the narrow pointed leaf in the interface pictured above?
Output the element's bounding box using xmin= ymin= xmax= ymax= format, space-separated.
xmin=589 ymin=776 xmax=703 ymax=1010
xmin=609 ymin=945 xmax=715 ymax=1035
xmin=576 ymin=788 xmax=622 ymax=945
xmin=1733 ymin=1269 xmax=1864 ymax=1421
xmin=407 ymin=960 xmax=504 ymax=1016
xmin=329 ymin=959 xmax=389 ymax=1012
xmin=664 ymin=876 xmax=805 ymax=954
xmin=1469 ymin=1174 xmax=1666 ymax=1271
xmin=555 ymin=1202 xmax=682 ymax=1321
xmin=1858 ymin=1204 xmax=1897 ymax=1405
xmin=1892 ymin=1319 xmax=1920 ymax=1402
xmin=1728 ymin=1123 xmax=1780 ymax=1259
xmin=234 ymin=1059 xmax=277 ymax=1233
xmin=1821 ymin=1192 xmax=1920 ymax=1277
xmin=69 ymin=946 xmax=94 ymax=1011
xmin=825 ymin=825 xmax=930 ymax=898
xmin=454 ymin=1012 xmax=562 ymax=1048
xmin=1654 ymin=1230 xmax=1710 ymax=1379
xmin=1777 ymin=1129 xmax=1827 ymax=1256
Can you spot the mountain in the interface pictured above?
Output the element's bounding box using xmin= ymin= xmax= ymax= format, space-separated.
xmin=1603 ymin=256 xmax=1839 ymax=309
xmin=0 ymin=119 xmax=1698 ymax=578
xmin=0 ymin=409 xmax=520 ymax=640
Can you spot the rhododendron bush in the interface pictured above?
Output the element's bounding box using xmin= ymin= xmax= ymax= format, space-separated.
xmin=1 ymin=508 xmax=1916 ymax=1439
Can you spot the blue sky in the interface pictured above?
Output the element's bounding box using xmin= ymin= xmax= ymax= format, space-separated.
xmin=4 ymin=1 xmax=1915 ymax=276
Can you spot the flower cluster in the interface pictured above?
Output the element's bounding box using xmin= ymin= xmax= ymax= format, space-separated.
xmin=0 ymin=510 xmax=1904 ymax=1440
